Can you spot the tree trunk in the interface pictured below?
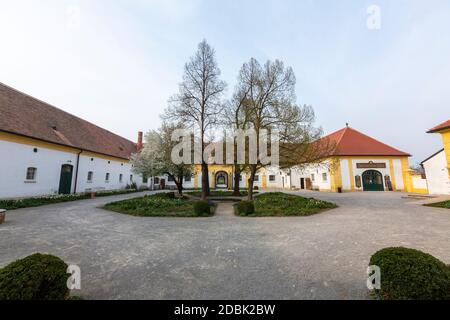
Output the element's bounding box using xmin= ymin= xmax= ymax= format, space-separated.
xmin=233 ymin=167 xmax=241 ymax=196
xmin=247 ymin=165 xmax=257 ymax=201
xmin=201 ymin=163 xmax=210 ymax=200
xmin=175 ymin=179 xmax=183 ymax=196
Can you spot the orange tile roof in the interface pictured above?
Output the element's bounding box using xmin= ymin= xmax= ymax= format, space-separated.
xmin=427 ymin=119 xmax=450 ymax=133
xmin=318 ymin=126 xmax=410 ymax=157
xmin=0 ymin=82 xmax=138 ymax=159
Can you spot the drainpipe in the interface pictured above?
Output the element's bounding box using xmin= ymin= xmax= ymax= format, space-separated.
xmin=73 ymin=149 xmax=83 ymax=194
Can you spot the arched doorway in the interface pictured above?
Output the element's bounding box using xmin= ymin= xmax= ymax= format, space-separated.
xmin=362 ymin=170 xmax=384 ymax=191
xmin=215 ymin=171 xmax=228 ymax=189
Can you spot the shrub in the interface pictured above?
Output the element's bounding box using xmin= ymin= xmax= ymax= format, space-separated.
xmin=369 ymin=247 xmax=450 ymax=300
xmin=0 ymin=253 xmax=70 ymax=300
xmin=193 ymin=200 xmax=211 ymax=216
xmin=236 ymin=201 xmax=255 ymax=215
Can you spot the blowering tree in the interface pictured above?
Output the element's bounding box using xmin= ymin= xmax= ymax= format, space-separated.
xmin=131 ymin=123 xmax=193 ymax=196
xmin=236 ymin=58 xmax=327 ymax=201
xmin=163 ymin=40 xmax=226 ymax=200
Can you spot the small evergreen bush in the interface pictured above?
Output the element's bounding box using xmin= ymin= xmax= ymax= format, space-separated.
xmin=193 ymin=201 xmax=211 ymax=216
xmin=236 ymin=201 xmax=255 ymax=215
xmin=0 ymin=253 xmax=70 ymax=300
xmin=369 ymin=247 xmax=450 ymax=300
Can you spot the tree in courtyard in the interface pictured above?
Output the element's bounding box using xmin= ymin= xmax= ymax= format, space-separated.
xmin=163 ymin=40 xmax=226 ymax=200
xmin=235 ymin=58 xmax=330 ymax=200
xmin=131 ymin=123 xmax=193 ymax=196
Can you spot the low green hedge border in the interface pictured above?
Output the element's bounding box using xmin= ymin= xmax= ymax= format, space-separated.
xmin=369 ymin=247 xmax=450 ymax=300
xmin=235 ymin=201 xmax=255 ymax=215
xmin=0 ymin=253 xmax=70 ymax=300
xmin=424 ymin=200 xmax=450 ymax=209
xmin=104 ymin=193 xmax=215 ymax=217
xmin=0 ymin=189 xmax=145 ymax=210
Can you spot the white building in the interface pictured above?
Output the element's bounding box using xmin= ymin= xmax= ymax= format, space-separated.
xmin=0 ymin=83 xmax=146 ymax=199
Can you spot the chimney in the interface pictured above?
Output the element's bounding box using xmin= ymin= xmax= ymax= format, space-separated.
xmin=137 ymin=131 xmax=143 ymax=151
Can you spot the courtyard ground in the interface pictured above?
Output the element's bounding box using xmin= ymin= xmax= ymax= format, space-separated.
xmin=1 ymin=190 xmax=449 ymax=300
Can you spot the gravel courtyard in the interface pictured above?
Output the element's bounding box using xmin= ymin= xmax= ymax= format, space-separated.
xmin=1 ymin=191 xmax=449 ymax=300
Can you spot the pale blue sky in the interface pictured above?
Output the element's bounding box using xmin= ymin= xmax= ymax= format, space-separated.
xmin=0 ymin=0 xmax=449 ymax=164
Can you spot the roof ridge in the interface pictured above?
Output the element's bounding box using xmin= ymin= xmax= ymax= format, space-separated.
xmin=0 ymin=82 xmax=137 ymax=145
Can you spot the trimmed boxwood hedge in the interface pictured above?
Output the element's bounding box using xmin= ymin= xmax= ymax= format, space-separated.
xmin=0 ymin=253 xmax=70 ymax=300
xmin=0 ymin=189 xmax=140 ymax=210
xmin=193 ymin=200 xmax=212 ymax=217
xmin=236 ymin=201 xmax=255 ymax=216
xmin=369 ymin=247 xmax=450 ymax=300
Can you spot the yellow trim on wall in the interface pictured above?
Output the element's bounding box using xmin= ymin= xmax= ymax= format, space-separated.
xmin=388 ymin=159 xmax=397 ymax=191
xmin=262 ymin=175 xmax=267 ymax=189
xmin=0 ymin=131 xmax=80 ymax=154
xmin=0 ymin=131 xmax=130 ymax=163
xmin=347 ymin=158 xmax=355 ymax=191
xmin=441 ymin=131 xmax=450 ymax=179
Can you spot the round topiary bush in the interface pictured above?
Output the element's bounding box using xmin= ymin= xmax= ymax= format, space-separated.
xmin=0 ymin=253 xmax=70 ymax=300
xmin=193 ymin=200 xmax=211 ymax=217
xmin=236 ymin=200 xmax=255 ymax=216
xmin=369 ymin=247 xmax=450 ymax=300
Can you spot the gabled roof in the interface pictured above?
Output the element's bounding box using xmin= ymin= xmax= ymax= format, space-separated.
xmin=421 ymin=148 xmax=445 ymax=165
xmin=0 ymin=82 xmax=137 ymax=159
xmin=318 ymin=126 xmax=411 ymax=157
xmin=427 ymin=119 xmax=450 ymax=133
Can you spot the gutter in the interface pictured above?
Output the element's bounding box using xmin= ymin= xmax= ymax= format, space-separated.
xmin=73 ymin=149 xmax=83 ymax=194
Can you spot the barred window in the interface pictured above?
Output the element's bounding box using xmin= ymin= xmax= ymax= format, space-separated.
xmin=26 ymin=167 xmax=37 ymax=180
xmin=87 ymin=171 xmax=93 ymax=182
xmin=269 ymin=175 xmax=276 ymax=182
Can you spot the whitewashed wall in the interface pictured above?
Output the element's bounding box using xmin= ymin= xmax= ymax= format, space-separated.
xmin=0 ymin=139 xmax=143 ymax=199
xmin=423 ymin=150 xmax=450 ymax=195
xmin=292 ymin=163 xmax=332 ymax=191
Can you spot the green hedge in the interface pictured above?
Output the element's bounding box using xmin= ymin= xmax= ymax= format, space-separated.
xmin=0 ymin=189 xmax=140 ymax=210
xmin=236 ymin=201 xmax=255 ymax=216
xmin=0 ymin=253 xmax=70 ymax=300
xmin=193 ymin=201 xmax=211 ymax=217
xmin=369 ymin=247 xmax=450 ymax=300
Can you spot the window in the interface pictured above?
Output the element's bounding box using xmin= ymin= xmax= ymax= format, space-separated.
xmin=254 ymin=175 xmax=259 ymax=182
xmin=167 ymin=176 xmax=174 ymax=182
xmin=269 ymin=175 xmax=276 ymax=182
xmin=26 ymin=167 xmax=37 ymax=181
xmin=311 ymin=174 xmax=315 ymax=182
xmin=119 ymin=174 xmax=123 ymax=183
xmin=143 ymin=174 xmax=148 ymax=184
xmin=322 ymin=173 xmax=328 ymax=182
xmin=184 ymin=175 xmax=191 ymax=182
xmin=239 ymin=175 xmax=243 ymax=182
xmin=154 ymin=177 xmax=160 ymax=184
xmin=105 ymin=173 xmax=110 ymax=182
xmin=130 ymin=175 xmax=133 ymax=182
xmin=87 ymin=171 xmax=93 ymax=182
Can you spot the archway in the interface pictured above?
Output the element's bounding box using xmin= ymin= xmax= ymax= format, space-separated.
xmin=362 ymin=170 xmax=384 ymax=191
xmin=215 ymin=171 xmax=228 ymax=189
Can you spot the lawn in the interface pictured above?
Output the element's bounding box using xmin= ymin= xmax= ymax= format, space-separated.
xmin=103 ymin=193 xmax=215 ymax=217
xmin=186 ymin=190 xmax=255 ymax=197
xmin=424 ymin=200 xmax=450 ymax=209
xmin=236 ymin=192 xmax=338 ymax=217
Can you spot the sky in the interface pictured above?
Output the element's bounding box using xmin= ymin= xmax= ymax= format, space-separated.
xmin=0 ymin=0 xmax=449 ymax=165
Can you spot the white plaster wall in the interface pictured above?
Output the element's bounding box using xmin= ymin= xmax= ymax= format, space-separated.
xmin=76 ymin=155 xmax=143 ymax=193
xmin=412 ymin=177 xmax=427 ymax=190
xmin=340 ymin=159 xmax=351 ymax=190
xmin=423 ymin=150 xmax=450 ymax=195
xmin=0 ymin=140 xmax=77 ymax=199
xmin=0 ymin=140 xmax=143 ymax=199
xmin=292 ymin=163 xmax=331 ymax=190
xmin=393 ymin=159 xmax=404 ymax=190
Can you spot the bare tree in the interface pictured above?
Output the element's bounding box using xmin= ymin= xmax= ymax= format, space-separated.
xmin=164 ymin=40 xmax=226 ymax=199
xmin=237 ymin=58 xmax=328 ymax=200
xmin=131 ymin=123 xmax=193 ymax=196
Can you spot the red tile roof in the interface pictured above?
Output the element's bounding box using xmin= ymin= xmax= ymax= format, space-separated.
xmin=318 ymin=126 xmax=410 ymax=157
xmin=427 ymin=119 xmax=450 ymax=133
xmin=0 ymin=82 xmax=138 ymax=159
